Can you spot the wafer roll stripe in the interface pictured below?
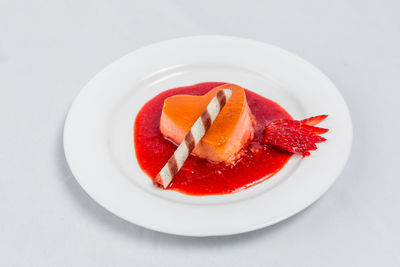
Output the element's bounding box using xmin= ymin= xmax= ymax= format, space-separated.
xmin=155 ymin=89 xmax=233 ymax=188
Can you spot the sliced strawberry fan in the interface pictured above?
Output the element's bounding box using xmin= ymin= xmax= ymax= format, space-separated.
xmin=264 ymin=115 xmax=328 ymax=156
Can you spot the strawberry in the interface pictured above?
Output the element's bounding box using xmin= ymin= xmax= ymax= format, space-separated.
xmin=301 ymin=115 xmax=328 ymax=126
xmin=264 ymin=115 xmax=328 ymax=156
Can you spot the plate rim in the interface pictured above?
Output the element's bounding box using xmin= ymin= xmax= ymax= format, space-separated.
xmin=63 ymin=35 xmax=353 ymax=236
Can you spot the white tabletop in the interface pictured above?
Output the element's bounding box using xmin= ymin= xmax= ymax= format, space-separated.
xmin=1 ymin=1 xmax=399 ymax=266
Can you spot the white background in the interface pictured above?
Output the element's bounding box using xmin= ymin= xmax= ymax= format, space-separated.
xmin=1 ymin=1 xmax=399 ymax=266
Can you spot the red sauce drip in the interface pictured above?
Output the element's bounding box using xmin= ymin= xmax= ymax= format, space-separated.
xmin=134 ymin=82 xmax=293 ymax=196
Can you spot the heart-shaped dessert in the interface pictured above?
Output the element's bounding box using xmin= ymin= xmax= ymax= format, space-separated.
xmin=160 ymin=83 xmax=254 ymax=162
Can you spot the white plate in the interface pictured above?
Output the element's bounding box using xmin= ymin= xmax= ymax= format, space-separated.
xmin=64 ymin=36 xmax=352 ymax=236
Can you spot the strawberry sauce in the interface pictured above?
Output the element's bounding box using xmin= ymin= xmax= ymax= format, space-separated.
xmin=134 ymin=82 xmax=293 ymax=196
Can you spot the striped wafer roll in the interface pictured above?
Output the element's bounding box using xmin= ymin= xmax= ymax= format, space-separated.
xmin=155 ymin=89 xmax=233 ymax=188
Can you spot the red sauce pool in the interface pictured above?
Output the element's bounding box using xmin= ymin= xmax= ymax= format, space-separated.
xmin=134 ymin=82 xmax=293 ymax=196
